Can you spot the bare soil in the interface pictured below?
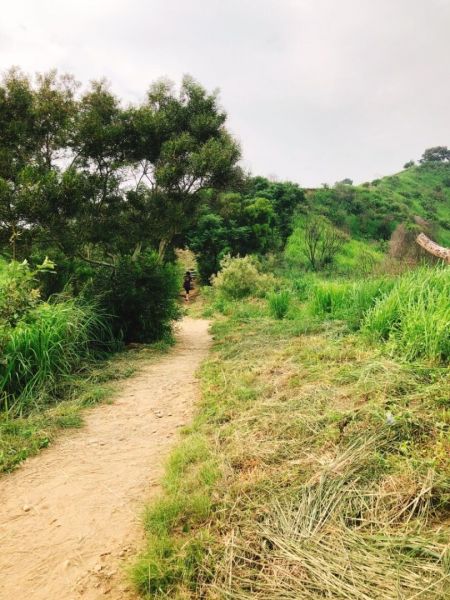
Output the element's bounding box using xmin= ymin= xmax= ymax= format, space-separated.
xmin=0 ymin=317 xmax=211 ymax=600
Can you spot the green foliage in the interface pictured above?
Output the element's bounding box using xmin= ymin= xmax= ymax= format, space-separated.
xmin=0 ymin=69 xmax=240 ymax=273
xmin=211 ymin=255 xmax=275 ymax=300
xmin=309 ymin=278 xmax=395 ymax=329
xmin=0 ymin=257 xmax=54 ymax=326
xmin=89 ymin=251 xmax=181 ymax=344
xmin=0 ymin=298 xmax=110 ymax=414
xmin=188 ymin=177 xmax=305 ymax=282
xmin=267 ymin=290 xmax=291 ymax=319
xmin=420 ymin=146 xmax=450 ymax=164
xmin=305 ymin=162 xmax=450 ymax=245
xmin=363 ymin=267 xmax=450 ymax=363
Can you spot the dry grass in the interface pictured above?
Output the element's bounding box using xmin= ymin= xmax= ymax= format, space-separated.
xmin=132 ymin=294 xmax=450 ymax=598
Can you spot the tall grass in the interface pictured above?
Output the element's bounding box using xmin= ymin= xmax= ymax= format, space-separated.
xmin=0 ymin=299 xmax=111 ymax=414
xmin=310 ymin=277 xmax=395 ymax=329
xmin=267 ymin=290 xmax=291 ymax=319
xmin=364 ymin=267 xmax=450 ymax=363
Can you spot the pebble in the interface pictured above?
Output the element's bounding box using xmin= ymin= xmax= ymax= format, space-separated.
xmin=22 ymin=505 xmax=31 ymax=512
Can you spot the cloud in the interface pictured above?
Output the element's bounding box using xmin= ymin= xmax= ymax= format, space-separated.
xmin=0 ymin=0 xmax=449 ymax=185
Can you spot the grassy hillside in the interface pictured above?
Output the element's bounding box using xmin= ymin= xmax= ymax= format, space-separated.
xmin=306 ymin=162 xmax=450 ymax=246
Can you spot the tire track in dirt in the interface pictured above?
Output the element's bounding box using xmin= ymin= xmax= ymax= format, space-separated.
xmin=0 ymin=317 xmax=210 ymax=600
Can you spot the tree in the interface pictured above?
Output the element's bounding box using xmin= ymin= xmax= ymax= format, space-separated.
xmin=420 ymin=146 xmax=450 ymax=164
xmin=403 ymin=160 xmax=415 ymax=169
xmin=187 ymin=177 xmax=305 ymax=282
xmin=128 ymin=76 xmax=241 ymax=258
xmin=337 ymin=178 xmax=353 ymax=185
xmin=244 ymin=177 xmax=305 ymax=243
xmin=302 ymin=216 xmax=346 ymax=270
xmin=0 ymin=71 xmax=240 ymax=266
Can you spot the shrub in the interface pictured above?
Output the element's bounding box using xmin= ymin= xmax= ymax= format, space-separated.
xmin=301 ymin=216 xmax=347 ymax=271
xmin=89 ymin=251 xmax=181 ymax=344
xmin=363 ymin=267 xmax=450 ymax=363
xmin=0 ymin=257 xmax=54 ymax=326
xmin=211 ymin=255 xmax=275 ymax=300
xmin=267 ymin=290 xmax=291 ymax=319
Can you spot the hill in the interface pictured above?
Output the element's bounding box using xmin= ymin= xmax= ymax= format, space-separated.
xmin=304 ymin=162 xmax=450 ymax=246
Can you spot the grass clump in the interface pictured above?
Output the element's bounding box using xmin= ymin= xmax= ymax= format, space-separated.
xmin=363 ymin=266 xmax=450 ymax=363
xmin=267 ymin=289 xmax=291 ymax=319
xmin=0 ymin=299 xmax=110 ymax=415
xmin=309 ymin=277 xmax=394 ymax=329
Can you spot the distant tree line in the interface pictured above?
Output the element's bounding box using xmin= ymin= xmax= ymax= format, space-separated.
xmin=404 ymin=146 xmax=450 ymax=169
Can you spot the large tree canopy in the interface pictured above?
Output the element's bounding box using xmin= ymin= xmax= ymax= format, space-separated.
xmin=0 ymin=70 xmax=241 ymax=263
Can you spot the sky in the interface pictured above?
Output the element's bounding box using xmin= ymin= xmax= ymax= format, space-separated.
xmin=1 ymin=0 xmax=449 ymax=186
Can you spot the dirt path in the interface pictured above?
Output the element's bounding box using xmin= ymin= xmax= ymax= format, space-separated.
xmin=0 ymin=317 xmax=211 ymax=600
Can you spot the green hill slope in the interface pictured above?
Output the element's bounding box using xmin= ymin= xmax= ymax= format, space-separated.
xmin=306 ymin=162 xmax=450 ymax=246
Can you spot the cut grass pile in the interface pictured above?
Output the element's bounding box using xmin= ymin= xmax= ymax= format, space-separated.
xmin=132 ymin=270 xmax=450 ymax=598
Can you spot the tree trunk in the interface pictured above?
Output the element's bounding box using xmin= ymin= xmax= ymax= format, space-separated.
xmin=158 ymin=238 xmax=169 ymax=262
xmin=416 ymin=233 xmax=450 ymax=264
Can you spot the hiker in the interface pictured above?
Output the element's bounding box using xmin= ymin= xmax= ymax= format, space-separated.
xmin=183 ymin=271 xmax=192 ymax=302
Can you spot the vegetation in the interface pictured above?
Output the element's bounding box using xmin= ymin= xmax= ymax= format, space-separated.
xmin=133 ymin=262 xmax=450 ymax=598
xmin=305 ymin=159 xmax=450 ymax=246
xmin=267 ymin=289 xmax=291 ymax=319
xmin=210 ymin=255 xmax=276 ymax=300
xmin=188 ymin=178 xmax=305 ymax=282
xmin=0 ymin=64 xmax=449 ymax=598
xmin=363 ymin=267 xmax=450 ymax=362
xmin=87 ymin=251 xmax=181 ymax=343
xmin=0 ymin=68 xmax=240 ymax=465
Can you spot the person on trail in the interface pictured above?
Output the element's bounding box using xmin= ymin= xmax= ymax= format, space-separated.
xmin=183 ymin=271 xmax=193 ymax=302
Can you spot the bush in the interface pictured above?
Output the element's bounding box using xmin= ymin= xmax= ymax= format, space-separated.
xmin=267 ymin=290 xmax=291 ymax=319
xmin=0 ymin=257 xmax=54 ymax=326
xmin=363 ymin=267 xmax=450 ymax=363
xmin=90 ymin=251 xmax=181 ymax=343
xmin=211 ymin=255 xmax=276 ymax=300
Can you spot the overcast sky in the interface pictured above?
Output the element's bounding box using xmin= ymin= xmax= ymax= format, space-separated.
xmin=1 ymin=0 xmax=449 ymax=186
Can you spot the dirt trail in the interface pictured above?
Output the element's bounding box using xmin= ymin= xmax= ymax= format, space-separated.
xmin=0 ymin=317 xmax=210 ymax=600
